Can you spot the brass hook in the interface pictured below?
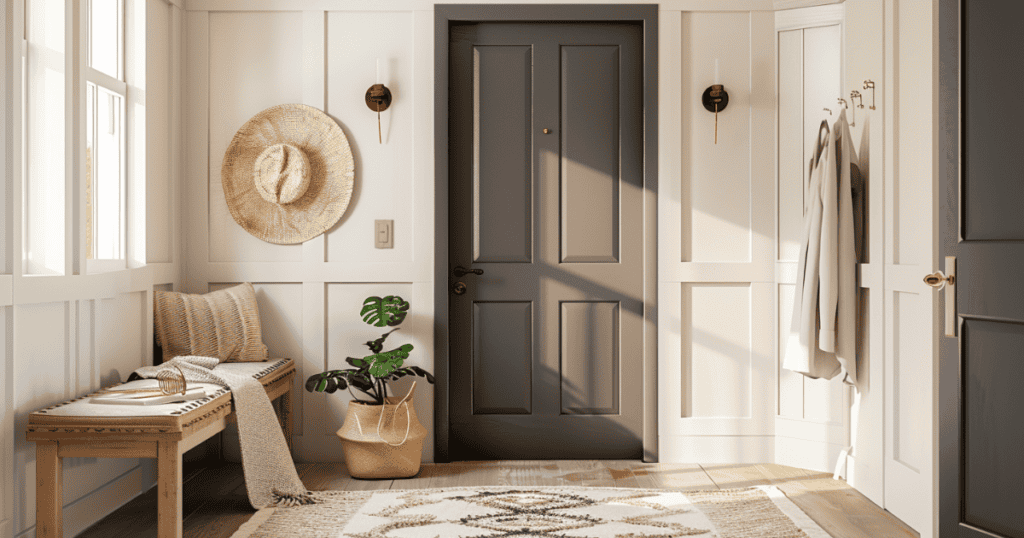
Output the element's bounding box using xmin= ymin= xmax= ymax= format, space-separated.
xmin=863 ymin=80 xmax=876 ymax=110
xmin=823 ymin=107 xmax=833 ymax=116
xmin=850 ymin=90 xmax=864 ymax=108
xmin=838 ymin=98 xmax=849 ymax=110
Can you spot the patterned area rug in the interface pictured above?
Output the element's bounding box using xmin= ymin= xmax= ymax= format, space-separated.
xmin=230 ymin=486 xmax=832 ymax=538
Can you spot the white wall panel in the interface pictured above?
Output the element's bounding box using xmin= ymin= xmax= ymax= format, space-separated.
xmin=777 ymin=283 xmax=803 ymax=418
xmin=685 ymin=284 xmax=751 ymax=418
xmin=95 ymin=292 xmax=147 ymax=385
xmin=13 ymin=302 xmax=67 ymax=533
xmin=681 ymin=12 xmax=752 ymax=264
xmin=777 ymin=29 xmax=804 ymax=263
xmin=324 ymin=12 xmax=414 ymax=264
xmin=892 ymin=290 xmax=927 ymax=472
xmin=659 ymin=11 xmax=776 ymax=463
xmin=208 ymin=11 xmax=303 ymax=263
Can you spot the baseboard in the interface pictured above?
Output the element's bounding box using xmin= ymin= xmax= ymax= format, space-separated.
xmin=845 ymin=454 xmax=883 ymax=506
xmin=774 ymin=435 xmax=845 ymax=474
xmin=658 ymin=435 xmax=774 ymax=463
xmin=14 ymin=462 xmax=155 ymax=538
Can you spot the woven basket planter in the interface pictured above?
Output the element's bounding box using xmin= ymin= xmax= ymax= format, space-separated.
xmin=336 ymin=384 xmax=427 ymax=479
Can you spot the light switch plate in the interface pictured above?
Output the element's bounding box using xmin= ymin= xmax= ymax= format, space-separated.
xmin=375 ymin=219 xmax=393 ymax=249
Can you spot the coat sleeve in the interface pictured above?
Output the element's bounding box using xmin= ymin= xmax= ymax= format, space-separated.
xmin=817 ymin=130 xmax=839 ymax=353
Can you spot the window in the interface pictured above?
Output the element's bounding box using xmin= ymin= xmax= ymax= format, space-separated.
xmin=86 ymin=0 xmax=126 ymax=268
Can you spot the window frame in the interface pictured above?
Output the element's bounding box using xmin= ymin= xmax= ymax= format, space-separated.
xmin=84 ymin=0 xmax=127 ymax=273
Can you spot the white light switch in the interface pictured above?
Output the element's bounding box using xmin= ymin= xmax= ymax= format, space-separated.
xmin=375 ymin=220 xmax=393 ymax=249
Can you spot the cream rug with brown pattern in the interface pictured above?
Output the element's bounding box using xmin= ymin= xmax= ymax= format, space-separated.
xmin=230 ymin=486 xmax=832 ymax=538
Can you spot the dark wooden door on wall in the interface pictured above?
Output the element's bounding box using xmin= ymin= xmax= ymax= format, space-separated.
xmin=447 ymin=22 xmax=644 ymax=460
xmin=940 ymin=1 xmax=1024 ymax=537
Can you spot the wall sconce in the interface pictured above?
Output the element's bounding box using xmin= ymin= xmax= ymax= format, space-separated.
xmin=365 ymin=58 xmax=392 ymax=144
xmin=702 ymin=59 xmax=729 ymax=144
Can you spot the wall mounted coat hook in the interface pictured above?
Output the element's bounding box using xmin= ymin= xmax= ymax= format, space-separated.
xmin=824 ymin=107 xmax=833 ymax=116
xmin=702 ymin=84 xmax=729 ymax=144
xmin=863 ymin=80 xmax=876 ymax=110
xmin=838 ymin=98 xmax=849 ymax=110
xmin=850 ymin=90 xmax=864 ymax=109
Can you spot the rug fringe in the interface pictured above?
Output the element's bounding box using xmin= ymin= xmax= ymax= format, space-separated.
xmin=272 ymin=489 xmax=318 ymax=507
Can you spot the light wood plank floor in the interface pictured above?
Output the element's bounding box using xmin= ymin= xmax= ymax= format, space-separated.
xmin=77 ymin=461 xmax=918 ymax=538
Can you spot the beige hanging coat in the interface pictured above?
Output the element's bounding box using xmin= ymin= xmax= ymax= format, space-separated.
xmin=783 ymin=108 xmax=860 ymax=384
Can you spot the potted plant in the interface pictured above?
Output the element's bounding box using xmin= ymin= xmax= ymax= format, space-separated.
xmin=305 ymin=295 xmax=434 ymax=479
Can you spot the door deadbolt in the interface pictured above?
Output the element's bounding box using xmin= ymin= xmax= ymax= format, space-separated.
xmin=452 ymin=282 xmax=467 ymax=295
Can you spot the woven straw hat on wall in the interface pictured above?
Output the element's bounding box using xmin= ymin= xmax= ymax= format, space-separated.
xmin=222 ymin=104 xmax=354 ymax=244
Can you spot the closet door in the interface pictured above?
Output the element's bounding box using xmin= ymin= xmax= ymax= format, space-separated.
xmin=882 ymin=0 xmax=937 ymax=534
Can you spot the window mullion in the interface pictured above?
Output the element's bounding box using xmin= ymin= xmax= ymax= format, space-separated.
xmin=86 ymin=66 xmax=126 ymax=97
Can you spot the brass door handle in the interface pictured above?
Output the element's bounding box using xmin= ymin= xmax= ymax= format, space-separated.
xmin=923 ymin=271 xmax=954 ymax=290
xmin=925 ymin=256 xmax=957 ymax=338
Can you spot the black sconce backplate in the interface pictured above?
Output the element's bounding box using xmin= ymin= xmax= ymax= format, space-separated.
xmin=702 ymin=84 xmax=729 ymax=112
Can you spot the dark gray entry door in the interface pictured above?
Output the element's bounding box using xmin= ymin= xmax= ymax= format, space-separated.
xmin=448 ymin=22 xmax=644 ymax=460
xmin=940 ymin=1 xmax=1024 ymax=537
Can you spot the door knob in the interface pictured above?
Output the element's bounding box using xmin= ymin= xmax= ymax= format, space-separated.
xmin=923 ymin=271 xmax=954 ymax=290
xmin=452 ymin=282 xmax=467 ymax=295
xmin=925 ymin=256 xmax=957 ymax=338
xmin=453 ymin=266 xmax=484 ymax=277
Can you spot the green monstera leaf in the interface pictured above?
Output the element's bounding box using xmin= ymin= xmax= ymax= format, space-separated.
xmin=360 ymin=296 xmax=410 ymax=327
xmin=362 ymin=343 xmax=414 ymax=378
xmin=364 ymin=328 xmax=399 ymax=353
xmin=387 ymin=365 xmax=436 ymax=384
xmin=305 ymin=370 xmax=352 ymax=394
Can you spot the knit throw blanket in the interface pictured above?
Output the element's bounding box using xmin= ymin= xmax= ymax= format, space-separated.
xmin=132 ymin=356 xmax=314 ymax=509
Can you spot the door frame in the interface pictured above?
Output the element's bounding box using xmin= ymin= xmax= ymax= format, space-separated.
xmin=433 ymin=4 xmax=659 ymax=463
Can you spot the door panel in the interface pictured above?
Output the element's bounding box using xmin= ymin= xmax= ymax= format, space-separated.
xmin=471 ymin=301 xmax=533 ymax=415
xmin=472 ymin=45 xmax=533 ymax=264
xmin=449 ymin=22 xmax=644 ymax=460
xmin=560 ymin=301 xmax=620 ymax=415
xmin=962 ymin=321 xmax=1024 ymax=538
xmin=560 ymin=45 xmax=620 ymax=263
xmin=941 ymin=1 xmax=1024 ymax=537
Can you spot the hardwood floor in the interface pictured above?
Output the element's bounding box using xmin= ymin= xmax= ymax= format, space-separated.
xmin=76 ymin=460 xmax=918 ymax=538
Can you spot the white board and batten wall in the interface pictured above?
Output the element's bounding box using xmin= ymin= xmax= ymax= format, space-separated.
xmin=658 ymin=10 xmax=778 ymax=463
xmin=1 ymin=1 xmax=184 ymax=537
xmin=774 ymin=3 xmax=854 ymax=478
xmin=776 ymin=1 xmax=940 ymax=535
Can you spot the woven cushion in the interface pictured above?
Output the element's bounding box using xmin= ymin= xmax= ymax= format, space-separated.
xmin=154 ymin=283 xmax=269 ymax=363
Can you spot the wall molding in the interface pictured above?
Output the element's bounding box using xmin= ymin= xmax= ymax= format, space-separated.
xmin=185 ymin=0 xmax=776 ymax=12
xmin=775 ymin=3 xmax=844 ymax=31
xmin=774 ymin=0 xmax=843 ymax=11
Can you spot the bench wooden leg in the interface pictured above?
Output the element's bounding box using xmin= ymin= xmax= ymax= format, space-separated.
xmin=36 ymin=441 xmax=62 ymax=538
xmin=278 ymin=388 xmax=294 ymax=454
xmin=157 ymin=441 xmax=183 ymax=538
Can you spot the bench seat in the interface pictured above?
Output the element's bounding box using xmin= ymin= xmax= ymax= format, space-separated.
xmin=26 ymin=358 xmax=296 ymax=538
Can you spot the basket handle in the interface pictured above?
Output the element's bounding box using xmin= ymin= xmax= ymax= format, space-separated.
xmin=376 ymin=382 xmax=416 ymax=447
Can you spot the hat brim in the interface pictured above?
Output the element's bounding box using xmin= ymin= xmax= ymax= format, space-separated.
xmin=221 ymin=104 xmax=354 ymax=244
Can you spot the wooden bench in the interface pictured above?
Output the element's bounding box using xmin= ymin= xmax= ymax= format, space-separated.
xmin=26 ymin=358 xmax=296 ymax=538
